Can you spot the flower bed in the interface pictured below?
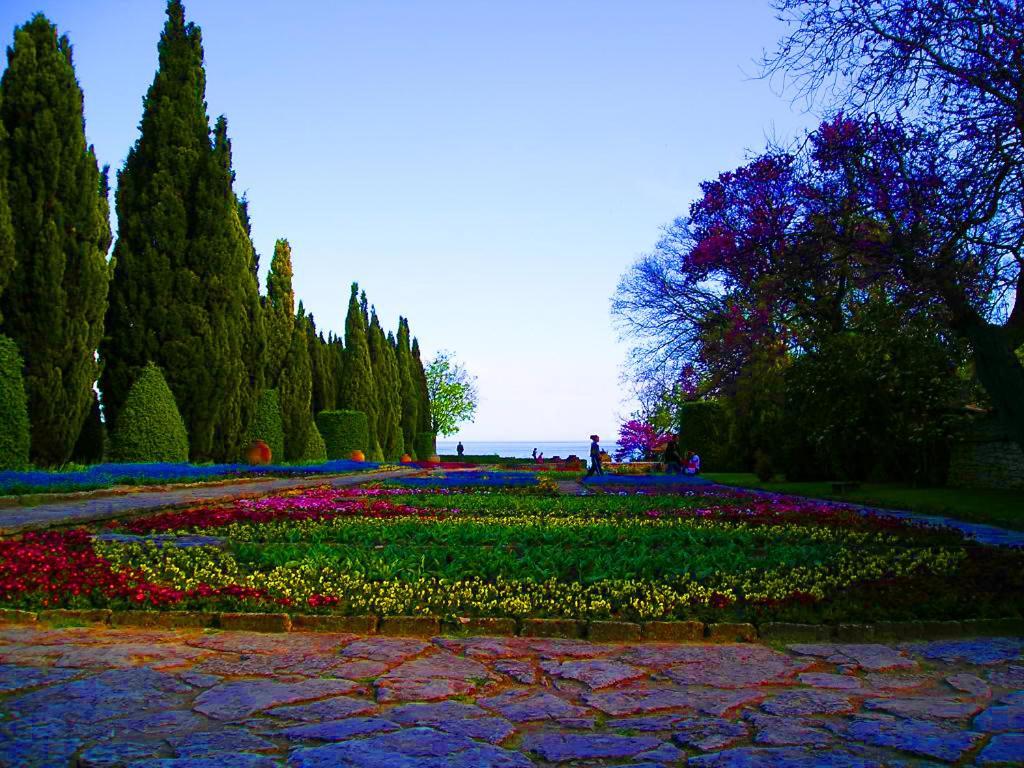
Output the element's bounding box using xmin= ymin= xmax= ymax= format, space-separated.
xmin=2 ymin=480 xmax=1022 ymax=624
xmin=0 ymin=459 xmax=384 ymax=496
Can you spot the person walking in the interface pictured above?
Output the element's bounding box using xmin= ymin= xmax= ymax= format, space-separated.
xmin=584 ymin=434 xmax=604 ymax=479
xmin=456 ymin=441 xmax=464 ymax=458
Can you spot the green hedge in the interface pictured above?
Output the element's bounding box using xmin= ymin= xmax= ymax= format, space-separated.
xmin=247 ymin=389 xmax=285 ymax=463
xmin=316 ymin=410 xmax=368 ymax=459
xmin=678 ymin=400 xmax=733 ymax=471
xmin=0 ymin=336 xmax=30 ymax=470
xmin=110 ymin=363 xmax=189 ymax=462
xmin=300 ymin=421 xmax=328 ymax=462
xmin=414 ymin=431 xmax=436 ymax=461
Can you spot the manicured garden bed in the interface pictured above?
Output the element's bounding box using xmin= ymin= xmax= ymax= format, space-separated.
xmin=0 ymin=459 xmax=387 ymax=497
xmin=1 ymin=473 xmax=1021 ymax=627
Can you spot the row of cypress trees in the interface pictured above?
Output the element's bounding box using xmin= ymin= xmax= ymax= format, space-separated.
xmin=0 ymin=2 xmax=433 ymax=466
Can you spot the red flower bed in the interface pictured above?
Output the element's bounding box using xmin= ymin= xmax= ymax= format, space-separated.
xmin=0 ymin=529 xmax=279 ymax=609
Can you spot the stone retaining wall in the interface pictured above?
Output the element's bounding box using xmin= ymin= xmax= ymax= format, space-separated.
xmin=948 ymin=418 xmax=1024 ymax=491
xmin=4 ymin=608 xmax=1022 ymax=643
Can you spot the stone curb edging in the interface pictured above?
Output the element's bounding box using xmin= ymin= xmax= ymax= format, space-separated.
xmin=3 ymin=608 xmax=1022 ymax=643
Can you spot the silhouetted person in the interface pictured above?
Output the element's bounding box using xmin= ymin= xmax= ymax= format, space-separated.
xmin=532 ymin=448 xmax=537 ymax=460
xmin=456 ymin=442 xmax=464 ymax=457
xmin=663 ymin=438 xmax=681 ymax=474
xmin=584 ymin=434 xmax=604 ymax=478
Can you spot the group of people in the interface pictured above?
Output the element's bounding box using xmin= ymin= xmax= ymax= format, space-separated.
xmin=661 ymin=438 xmax=700 ymax=475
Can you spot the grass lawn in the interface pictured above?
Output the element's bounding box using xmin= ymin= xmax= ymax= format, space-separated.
xmin=704 ymin=473 xmax=1024 ymax=531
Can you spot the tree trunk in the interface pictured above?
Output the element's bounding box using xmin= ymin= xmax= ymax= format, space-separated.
xmin=964 ymin=321 xmax=1024 ymax=453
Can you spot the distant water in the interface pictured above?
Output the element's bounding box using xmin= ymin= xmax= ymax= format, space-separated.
xmin=436 ymin=440 xmax=619 ymax=459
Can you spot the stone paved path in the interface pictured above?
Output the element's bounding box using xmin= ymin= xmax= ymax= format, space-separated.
xmin=0 ymin=469 xmax=417 ymax=535
xmin=1 ymin=623 xmax=1021 ymax=766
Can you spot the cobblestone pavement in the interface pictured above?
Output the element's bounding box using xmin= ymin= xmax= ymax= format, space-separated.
xmin=0 ymin=469 xmax=417 ymax=535
xmin=1 ymin=624 xmax=1022 ymax=766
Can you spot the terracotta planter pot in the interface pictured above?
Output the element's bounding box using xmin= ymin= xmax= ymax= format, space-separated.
xmin=246 ymin=440 xmax=272 ymax=465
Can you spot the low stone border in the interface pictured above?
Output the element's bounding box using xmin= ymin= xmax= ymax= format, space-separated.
xmin=5 ymin=608 xmax=1022 ymax=643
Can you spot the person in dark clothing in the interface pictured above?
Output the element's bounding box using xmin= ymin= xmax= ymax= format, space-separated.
xmin=663 ymin=438 xmax=681 ymax=474
xmin=584 ymin=434 xmax=604 ymax=478
xmin=456 ymin=442 xmax=464 ymax=457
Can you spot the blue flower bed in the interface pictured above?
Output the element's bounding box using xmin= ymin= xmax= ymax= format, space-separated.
xmin=583 ymin=474 xmax=711 ymax=486
xmin=391 ymin=471 xmax=538 ymax=488
xmin=0 ymin=460 xmax=380 ymax=495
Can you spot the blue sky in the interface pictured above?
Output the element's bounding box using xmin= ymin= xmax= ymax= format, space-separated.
xmin=0 ymin=1 xmax=815 ymax=440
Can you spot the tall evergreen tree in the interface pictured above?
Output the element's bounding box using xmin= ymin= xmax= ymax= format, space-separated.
xmin=411 ymin=336 xmax=433 ymax=435
xmin=369 ymin=309 xmax=403 ymax=460
xmin=0 ymin=14 xmax=111 ymax=465
xmin=100 ymin=0 xmax=209 ymax=434
xmin=307 ymin=316 xmax=335 ymax=414
xmin=0 ymin=97 xmax=14 ymax=315
xmin=395 ymin=317 xmax=418 ymax=456
xmin=279 ymin=306 xmax=313 ymax=460
xmin=192 ymin=115 xmax=262 ymax=459
xmin=338 ymin=283 xmax=378 ymax=450
xmin=264 ymin=238 xmax=295 ymax=385
xmin=329 ymin=333 xmax=345 ymax=408
xmin=100 ymin=2 xmax=257 ymax=460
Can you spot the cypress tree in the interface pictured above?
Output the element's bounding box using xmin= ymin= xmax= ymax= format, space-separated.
xmin=264 ymin=238 xmax=294 ymax=385
xmin=0 ymin=99 xmax=14 ymax=314
xmin=100 ymin=0 xmax=209 ymax=434
xmin=338 ymin=283 xmax=378 ymax=450
xmin=101 ymin=3 xmax=258 ymax=461
xmin=308 ymin=317 xmax=335 ymax=414
xmin=411 ymin=336 xmax=434 ymax=457
xmin=411 ymin=336 xmax=432 ymax=433
xmin=0 ymin=14 xmax=111 ymax=465
xmin=71 ymin=392 xmax=105 ymax=464
xmin=0 ymin=335 xmax=30 ymax=469
xmin=395 ymin=317 xmax=418 ymax=456
xmin=280 ymin=306 xmax=313 ymax=460
xmin=329 ymin=333 xmax=345 ymax=410
xmin=369 ymin=309 xmax=403 ymax=461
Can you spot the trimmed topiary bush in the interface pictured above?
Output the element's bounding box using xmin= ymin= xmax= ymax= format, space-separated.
xmin=300 ymin=421 xmax=328 ymax=463
xmin=0 ymin=336 xmax=30 ymax=470
xmin=246 ymin=389 xmax=285 ymax=463
xmin=109 ymin=363 xmax=189 ymax=463
xmin=414 ymin=431 xmax=436 ymax=462
xmin=316 ymin=410 xmax=368 ymax=459
xmin=71 ymin=392 xmax=105 ymax=464
xmin=678 ymin=400 xmax=733 ymax=472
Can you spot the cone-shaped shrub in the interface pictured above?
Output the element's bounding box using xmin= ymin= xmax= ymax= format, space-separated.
xmin=0 ymin=336 xmax=30 ymax=470
xmin=246 ymin=389 xmax=284 ymax=463
xmin=109 ymin=363 xmax=188 ymax=462
xmin=299 ymin=421 xmax=328 ymax=463
xmin=316 ymin=410 xmax=368 ymax=459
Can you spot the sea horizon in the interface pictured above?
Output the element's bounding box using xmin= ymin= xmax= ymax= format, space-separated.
xmin=436 ymin=439 xmax=621 ymax=459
